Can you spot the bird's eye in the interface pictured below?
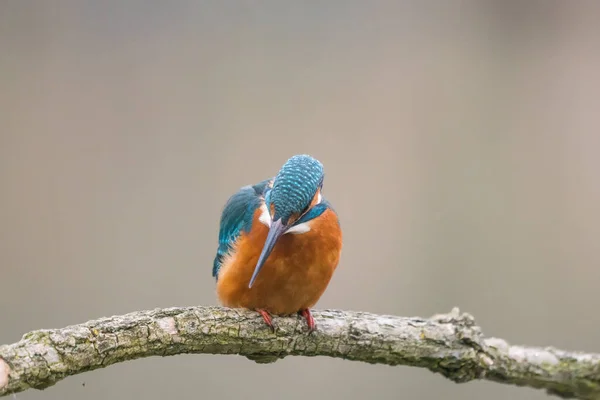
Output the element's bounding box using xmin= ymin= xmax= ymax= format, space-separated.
xmin=299 ymin=203 xmax=311 ymax=217
xmin=299 ymin=190 xmax=319 ymax=217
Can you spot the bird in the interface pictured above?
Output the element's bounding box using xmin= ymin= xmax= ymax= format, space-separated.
xmin=212 ymin=154 xmax=342 ymax=332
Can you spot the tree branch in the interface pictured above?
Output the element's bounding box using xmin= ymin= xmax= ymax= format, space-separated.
xmin=0 ymin=306 xmax=598 ymax=399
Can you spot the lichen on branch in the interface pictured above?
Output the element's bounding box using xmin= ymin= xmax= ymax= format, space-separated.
xmin=0 ymin=306 xmax=599 ymax=399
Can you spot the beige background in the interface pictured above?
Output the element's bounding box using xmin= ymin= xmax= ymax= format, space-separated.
xmin=1 ymin=1 xmax=599 ymax=399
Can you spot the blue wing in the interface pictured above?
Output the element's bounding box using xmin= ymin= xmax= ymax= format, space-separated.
xmin=212 ymin=179 xmax=271 ymax=280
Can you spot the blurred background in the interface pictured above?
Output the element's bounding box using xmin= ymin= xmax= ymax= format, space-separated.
xmin=1 ymin=1 xmax=599 ymax=399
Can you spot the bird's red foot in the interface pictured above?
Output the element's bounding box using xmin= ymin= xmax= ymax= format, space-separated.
xmin=256 ymin=309 xmax=275 ymax=332
xmin=299 ymin=309 xmax=316 ymax=332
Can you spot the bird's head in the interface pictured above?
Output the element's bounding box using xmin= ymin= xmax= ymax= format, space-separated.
xmin=249 ymin=154 xmax=325 ymax=288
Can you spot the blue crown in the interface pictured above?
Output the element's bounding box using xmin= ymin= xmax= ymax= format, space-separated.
xmin=267 ymin=155 xmax=324 ymax=224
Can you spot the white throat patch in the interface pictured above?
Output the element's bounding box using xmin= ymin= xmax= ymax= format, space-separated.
xmin=258 ymin=203 xmax=272 ymax=227
xmin=258 ymin=202 xmax=312 ymax=235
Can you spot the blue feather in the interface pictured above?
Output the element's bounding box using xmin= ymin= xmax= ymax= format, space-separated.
xmin=268 ymin=155 xmax=324 ymax=224
xmin=212 ymin=179 xmax=270 ymax=279
xmin=293 ymin=199 xmax=338 ymax=226
xmin=213 ymin=155 xmax=336 ymax=280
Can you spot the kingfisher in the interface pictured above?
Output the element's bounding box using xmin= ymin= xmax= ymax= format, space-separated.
xmin=212 ymin=154 xmax=342 ymax=332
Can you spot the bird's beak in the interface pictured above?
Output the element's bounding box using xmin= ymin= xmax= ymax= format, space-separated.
xmin=249 ymin=218 xmax=286 ymax=288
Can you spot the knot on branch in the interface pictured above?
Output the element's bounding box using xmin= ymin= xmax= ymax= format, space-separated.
xmin=431 ymin=307 xmax=477 ymax=329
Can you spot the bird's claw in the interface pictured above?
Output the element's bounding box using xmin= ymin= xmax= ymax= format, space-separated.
xmin=256 ymin=308 xmax=316 ymax=334
xmin=299 ymin=309 xmax=316 ymax=333
xmin=256 ymin=309 xmax=275 ymax=333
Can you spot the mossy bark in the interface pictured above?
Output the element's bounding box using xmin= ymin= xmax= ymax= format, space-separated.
xmin=0 ymin=306 xmax=598 ymax=399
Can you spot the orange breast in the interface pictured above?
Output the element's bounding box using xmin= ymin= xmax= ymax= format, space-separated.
xmin=216 ymin=207 xmax=342 ymax=315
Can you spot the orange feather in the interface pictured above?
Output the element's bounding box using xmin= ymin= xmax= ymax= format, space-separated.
xmin=216 ymin=206 xmax=342 ymax=315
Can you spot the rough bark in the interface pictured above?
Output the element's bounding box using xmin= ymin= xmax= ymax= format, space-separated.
xmin=0 ymin=306 xmax=598 ymax=399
